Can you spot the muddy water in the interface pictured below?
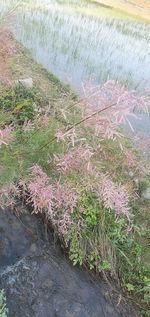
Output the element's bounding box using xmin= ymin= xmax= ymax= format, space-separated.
xmin=0 ymin=207 xmax=136 ymax=317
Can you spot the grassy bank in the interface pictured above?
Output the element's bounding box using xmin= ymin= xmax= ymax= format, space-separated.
xmin=0 ymin=29 xmax=150 ymax=317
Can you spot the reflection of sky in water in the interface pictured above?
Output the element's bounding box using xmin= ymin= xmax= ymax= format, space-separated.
xmin=123 ymin=114 xmax=150 ymax=156
xmin=1 ymin=0 xmax=150 ymax=148
xmin=7 ymin=1 xmax=150 ymax=92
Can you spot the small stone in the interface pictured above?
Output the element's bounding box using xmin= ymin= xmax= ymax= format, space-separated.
xmin=134 ymin=178 xmax=139 ymax=187
xmin=142 ymin=187 xmax=150 ymax=200
xmin=129 ymin=171 xmax=134 ymax=178
xmin=15 ymin=77 xmax=33 ymax=89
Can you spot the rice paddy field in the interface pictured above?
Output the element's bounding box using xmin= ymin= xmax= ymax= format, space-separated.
xmin=1 ymin=0 xmax=150 ymax=143
xmin=1 ymin=0 xmax=150 ymax=92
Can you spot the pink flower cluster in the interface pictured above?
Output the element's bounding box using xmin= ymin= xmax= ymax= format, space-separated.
xmin=123 ymin=149 xmax=137 ymax=168
xmin=0 ymin=183 xmax=21 ymax=209
xmin=37 ymin=115 xmax=49 ymax=128
xmin=55 ymin=128 xmax=78 ymax=146
xmin=53 ymin=142 xmax=130 ymax=217
xmin=22 ymin=120 xmax=35 ymax=133
xmin=0 ymin=125 xmax=13 ymax=146
xmin=53 ymin=181 xmax=79 ymax=211
xmin=26 ymin=165 xmax=79 ymax=237
xmin=27 ymin=165 xmax=54 ymax=214
xmin=54 ymin=146 xmax=93 ymax=173
xmin=82 ymin=80 xmax=149 ymax=139
xmin=83 ymin=80 xmax=149 ymax=118
xmin=86 ymin=116 xmax=123 ymax=140
xmin=97 ymin=174 xmax=130 ymax=216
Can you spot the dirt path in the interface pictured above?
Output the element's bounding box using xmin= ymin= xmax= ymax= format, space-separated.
xmin=95 ymin=0 xmax=150 ymax=20
xmin=0 ymin=28 xmax=19 ymax=85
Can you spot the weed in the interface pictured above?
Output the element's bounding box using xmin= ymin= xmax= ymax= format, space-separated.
xmin=138 ymin=179 xmax=149 ymax=195
xmin=0 ymin=290 xmax=8 ymax=317
xmin=0 ymin=84 xmax=46 ymax=125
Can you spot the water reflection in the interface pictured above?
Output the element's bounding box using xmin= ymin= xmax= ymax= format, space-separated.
xmin=3 ymin=0 xmax=150 ymax=92
xmin=0 ymin=0 xmax=150 ymax=150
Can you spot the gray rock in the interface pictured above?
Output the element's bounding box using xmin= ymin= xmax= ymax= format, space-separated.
xmin=15 ymin=77 xmax=33 ymax=88
xmin=128 ymin=171 xmax=134 ymax=178
xmin=142 ymin=187 xmax=150 ymax=200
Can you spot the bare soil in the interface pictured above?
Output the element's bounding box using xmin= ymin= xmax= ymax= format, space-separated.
xmin=0 ymin=28 xmax=19 ymax=85
xmin=95 ymin=0 xmax=150 ymax=20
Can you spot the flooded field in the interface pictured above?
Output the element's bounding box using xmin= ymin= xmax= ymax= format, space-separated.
xmin=0 ymin=0 xmax=150 ymax=149
xmin=1 ymin=0 xmax=150 ymax=92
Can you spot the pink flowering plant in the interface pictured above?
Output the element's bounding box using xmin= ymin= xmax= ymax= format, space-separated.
xmin=0 ymin=125 xmax=14 ymax=147
xmin=1 ymin=79 xmax=150 ymax=310
xmin=21 ymin=164 xmax=79 ymax=240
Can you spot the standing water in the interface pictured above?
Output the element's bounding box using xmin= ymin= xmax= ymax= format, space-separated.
xmin=1 ymin=0 xmax=150 ymax=91
xmin=0 ymin=0 xmax=150 ymax=145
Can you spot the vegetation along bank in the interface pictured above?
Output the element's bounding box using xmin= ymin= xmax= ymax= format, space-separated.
xmin=0 ymin=27 xmax=150 ymax=316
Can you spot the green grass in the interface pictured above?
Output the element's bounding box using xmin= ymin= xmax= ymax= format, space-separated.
xmin=0 ymin=290 xmax=8 ymax=317
xmin=1 ymin=82 xmax=150 ymax=315
xmin=0 ymin=85 xmax=63 ymax=185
